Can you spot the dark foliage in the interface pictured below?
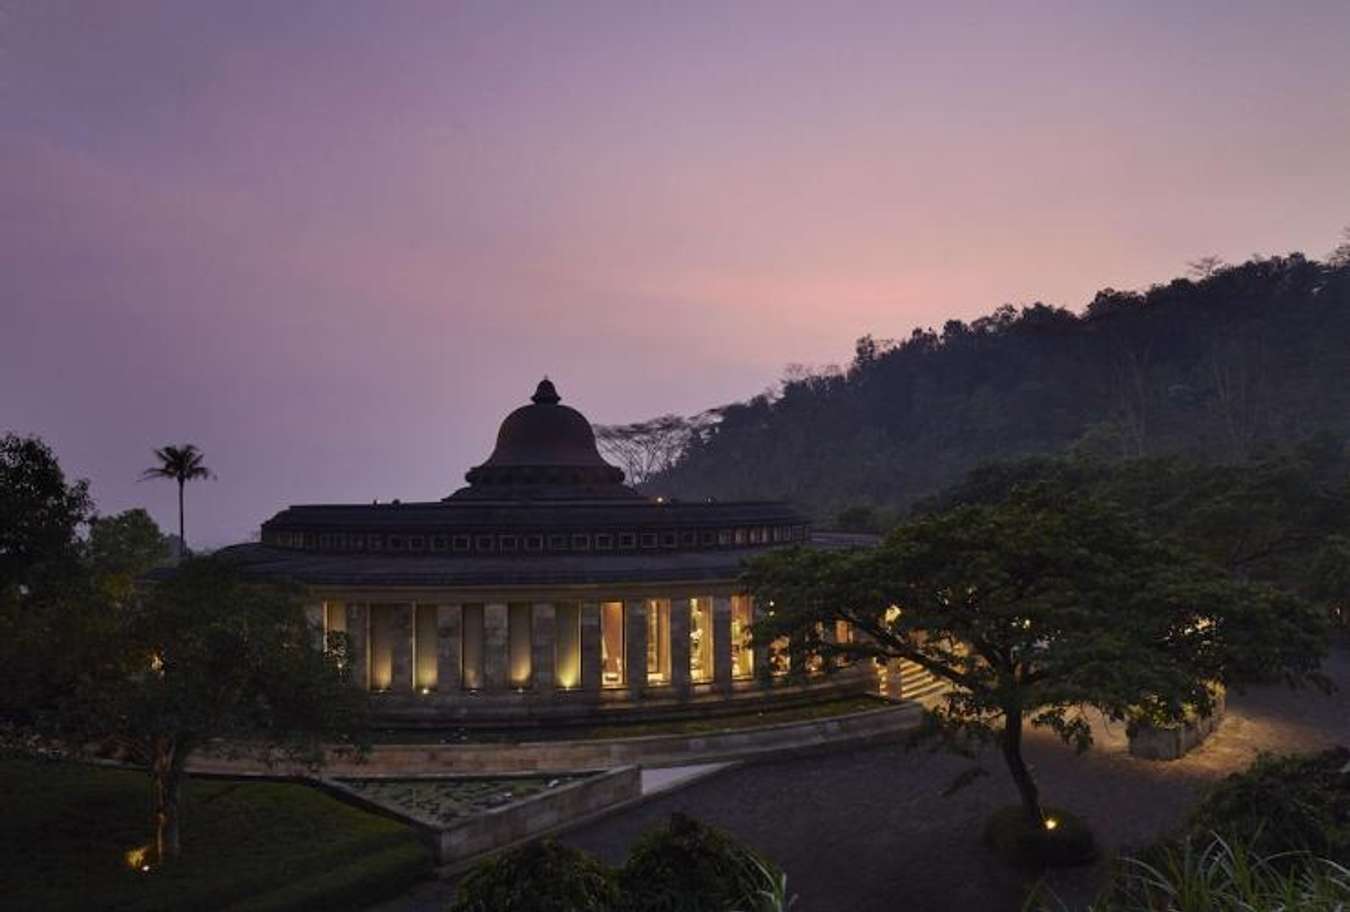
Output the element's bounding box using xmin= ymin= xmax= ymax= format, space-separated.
xmin=617 ymin=812 xmax=782 ymax=912
xmin=1182 ymin=747 xmax=1350 ymax=865
xmin=651 ymin=254 xmax=1350 ymax=518
xmin=450 ymin=839 xmax=620 ymax=912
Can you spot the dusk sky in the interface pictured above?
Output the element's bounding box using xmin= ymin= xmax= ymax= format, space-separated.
xmin=4 ymin=1 xmax=1349 ymax=547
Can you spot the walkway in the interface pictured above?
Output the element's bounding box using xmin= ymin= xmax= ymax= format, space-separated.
xmin=378 ymin=646 xmax=1350 ymax=912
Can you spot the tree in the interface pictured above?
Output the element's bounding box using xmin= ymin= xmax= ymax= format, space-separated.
xmin=86 ymin=508 xmax=169 ymax=603
xmin=141 ymin=444 xmax=213 ymax=553
xmin=14 ymin=555 xmax=368 ymax=865
xmin=594 ymin=415 xmax=707 ymax=487
xmin=0 ymin=433 xmax=92 ymax=600
xmin=1187 ymin=255 xmax=1228 ymax=279
xmin=744 ymin=486 xmax=1329 ymax=830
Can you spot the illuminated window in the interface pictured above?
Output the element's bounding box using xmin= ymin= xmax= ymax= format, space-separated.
xmin=555 ymin=602 xmax=581 ymax=689
xmin=368 ymin=604 xmax=397 ymax=690
xmin=647 ymin=599 xmax=671 ymax=684
xmin=690 ymin=597 xmax=714 ymax=682
xmin=461 ymin=604 xmax=484 ymax=689
xmin=731 ymin=596 xmax=754 ymax=679
xmin=414 ymin=604 xmax=438 ymax=691
xmin=508 ymin=603 xmax=532 ymax=688
xmin=600 ymin=601 xmax=625 ymax=687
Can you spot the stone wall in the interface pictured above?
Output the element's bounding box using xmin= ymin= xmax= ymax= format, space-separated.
xmin=319 ymin=767 xmax=642 ymax=865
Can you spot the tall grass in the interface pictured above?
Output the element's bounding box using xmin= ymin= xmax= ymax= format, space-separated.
xmin=1029 ymin=834 xmax=1350 ymax=912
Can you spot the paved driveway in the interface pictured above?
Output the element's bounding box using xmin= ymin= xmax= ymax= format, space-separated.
xmin=381 ymin=645 xmax=1350 ymax=912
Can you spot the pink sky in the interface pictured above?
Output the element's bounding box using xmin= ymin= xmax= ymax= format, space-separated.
xmin=3 ymin=1 xmax=1349 ymax=546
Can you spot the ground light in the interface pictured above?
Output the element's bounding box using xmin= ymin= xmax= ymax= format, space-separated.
xmin=125 ymin=846 xmax=152 ymax=873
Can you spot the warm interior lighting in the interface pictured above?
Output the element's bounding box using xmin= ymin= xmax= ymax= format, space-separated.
xmin=1044 ymin=817 xmax=1058 ymax=831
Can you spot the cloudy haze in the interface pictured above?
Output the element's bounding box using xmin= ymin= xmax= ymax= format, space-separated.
xmin=4 ymin=0 xmax=1349 ymax=545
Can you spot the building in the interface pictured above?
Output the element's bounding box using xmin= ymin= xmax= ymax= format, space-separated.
xmin=223 ymin=379 xmax=874 ymax=725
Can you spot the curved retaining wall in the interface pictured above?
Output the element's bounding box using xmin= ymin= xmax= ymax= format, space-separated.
xmin=336 ymin=701 xmax=921 ymax=774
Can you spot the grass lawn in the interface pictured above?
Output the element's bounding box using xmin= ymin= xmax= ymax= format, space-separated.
xmin=371 ymin=693 xmax=891 ymax=744
xmin=0 ymin=752 xmax=432 ymax=912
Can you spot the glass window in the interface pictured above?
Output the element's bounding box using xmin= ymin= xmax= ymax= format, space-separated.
xmin=462 ymin=604 xmax=484 ymax=689
xmin=690 ymin=597 xmax=714 ymax=683
xmin=646 ymin=599 xmax=671 ymax=684
xmin=414 ymin=604 xmax=438 ymax=692
xmin=731 ymin=595 xmax=754 ymax=679
xmin=601 ymin=601 xmax=625 ymax=687
xmin=555 ymin=602 xmax=581 ymax=689
xmin=508 ymin=603 xmax=532 ymax=688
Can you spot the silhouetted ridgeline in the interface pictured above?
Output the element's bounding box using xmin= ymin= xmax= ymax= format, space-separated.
xmin=651 ymin=254 xmax=1350 ymax=518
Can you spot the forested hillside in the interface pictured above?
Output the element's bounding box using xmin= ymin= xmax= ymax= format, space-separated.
xmin=645 ymin=252 xmax=1350 ymax=520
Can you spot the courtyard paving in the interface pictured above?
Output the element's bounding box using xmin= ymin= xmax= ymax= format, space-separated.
xmin=377 ymin=644 xmax=1350 ymax=912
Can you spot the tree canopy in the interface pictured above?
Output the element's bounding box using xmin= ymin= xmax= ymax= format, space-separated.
xmin=0 ymin=432 xmax=92 ymax=599
xmin=651 ymin=252 xmax=1350 ymax=518
xmin=744 ymin=485 xmax=1330 ymax=826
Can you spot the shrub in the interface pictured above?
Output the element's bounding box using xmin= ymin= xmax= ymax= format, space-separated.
xmin=449 ymin=839 xmax=619 ymax=912
xmin=1031 ymin=834 xmax=1350 ymax=912
xmin=1181 ymin=746 xmax=1350 ymax=864
xmin=983 ymin=805 xmax=1097 ymax=869
xmin=617 ymin=813 xmax=783 ymax=912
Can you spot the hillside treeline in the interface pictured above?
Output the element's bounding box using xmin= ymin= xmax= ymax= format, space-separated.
xmin=649 ymin=252 xmax=1350 ymax=520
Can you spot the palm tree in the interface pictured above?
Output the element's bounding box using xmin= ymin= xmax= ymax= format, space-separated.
xmin=141 ymin=445 xmax=214 ymax=554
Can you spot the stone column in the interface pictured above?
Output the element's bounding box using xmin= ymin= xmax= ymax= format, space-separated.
xmin=345 ymin=603 xmax=368 ymax=691
xmin=713 ymin=595 xmax=733 ymax=694
xmin=532 ymin=602 xmax=556 ymax=691
xmin=484 ymin=602 xmax=508 ymax=690
xmin=580 ymin=601 xmax=601 ymax=694
xmin=671 ymin=597 xmax=691 ymax=697
xmin=390 ymin=604 xmax=413 ymax=693
xmin=438 ymin=604 xmax=462 ymax=692
xmin=625 ymin=599 xmax=647 ymax=700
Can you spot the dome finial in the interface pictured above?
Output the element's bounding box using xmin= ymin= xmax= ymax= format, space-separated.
xmin=532 ymin=377 xmax=560 ymax=405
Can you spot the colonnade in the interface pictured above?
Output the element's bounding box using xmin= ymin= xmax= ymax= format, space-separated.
xmin=310 ymin=595 xmax=769 ymax=700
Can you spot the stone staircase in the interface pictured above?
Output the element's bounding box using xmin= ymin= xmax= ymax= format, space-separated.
xmin=897 ymin=659 xmax=947 ymax=704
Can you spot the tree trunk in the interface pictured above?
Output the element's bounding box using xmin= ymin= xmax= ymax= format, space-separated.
xmin=152 ymin=736 xmax=185 ymax=863
xmin=177 ymin=480 xmax=186 ymax=555
xmin=1000 ymin=704 xmax=1045 ymax=827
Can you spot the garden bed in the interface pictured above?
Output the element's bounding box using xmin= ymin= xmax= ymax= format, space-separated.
xmin=339 ymin=774 xmax=587 ymax=824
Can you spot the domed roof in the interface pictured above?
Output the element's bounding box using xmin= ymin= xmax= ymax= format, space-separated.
xmin=452 ymin=379 xmax=636 ymax=500
xmin=479 ymin=379 xmax=612 ymax=469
